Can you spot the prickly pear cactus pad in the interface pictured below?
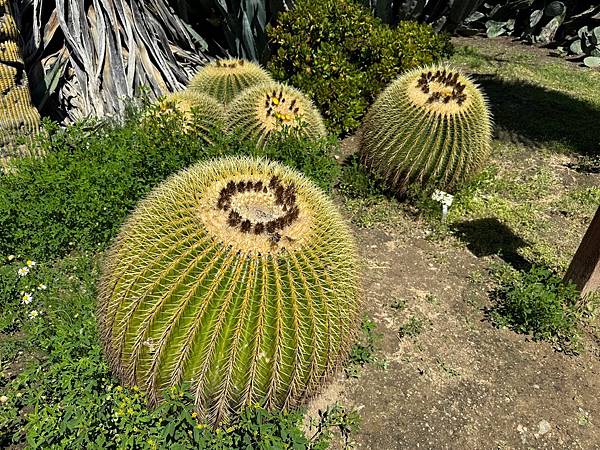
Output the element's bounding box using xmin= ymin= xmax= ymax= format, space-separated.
xmin=227 ymin=82 xmax=327 ymax=148
xmin=151 ymin=91 xmax=225 ymax=142
xmin=361 ymin=65 xmax=492 ymax=192
xmin=188 ymin=58 xmax=273 ymax=104
xmin=98 ymin=157 xmax=359 ymax=424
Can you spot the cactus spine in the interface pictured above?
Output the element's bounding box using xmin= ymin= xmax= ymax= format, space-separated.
xmin=152 ymin=91 xmax=226 ymax=143
xmin=0 ymin=0 xmax=42 ymax=169
xmin=98 ymin=157 xmax=359 ymax=424
xmin=188 ymin=58 xmax=273 ymax=104
xmin=361 ymin=65 xmax=493 ymax=192
xmin=227 ymin=82 xmax=327 ymax=148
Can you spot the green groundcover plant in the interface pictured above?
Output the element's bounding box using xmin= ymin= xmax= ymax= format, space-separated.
xmin=267 ymin=0 xmax=453 ymax=135
xmin=0 ymin=255 xmax=359 ymax=449
xmin=489 ymin=265 xmax=597 ymax=352
xmin=0 ymin=108 xmax=340 ymax=262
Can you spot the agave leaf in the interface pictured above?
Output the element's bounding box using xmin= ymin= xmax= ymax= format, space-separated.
xmin=529 ymin=9 xmax=543 ymax=28
xmin=537 ymin=14 xmax=564 ymax=44
xmin=485 ymin=20 xmax=508 ymax=38
xmin=591 ymin=26 xmax=600 ymax=46
xmin=578 ymin=25 xmax=590 ymax=39
xmin=584 ymin=56 xmax=600 ymax=67
xmin=569 ymin=39 xmax=583 ymax=55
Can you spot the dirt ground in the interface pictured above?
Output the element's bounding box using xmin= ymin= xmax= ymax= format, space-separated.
xmin=306 ymin=37 xmax=600 ymax=450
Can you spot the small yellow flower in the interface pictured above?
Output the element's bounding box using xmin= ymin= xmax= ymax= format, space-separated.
xmin=26 ymin=260 xmax=36 ymax=268
xmin=271 ymin=97 xmax=280 ymax=105
xmin=191 ymin=412 xmax=198 ymax=419
xmin=115 ymin=386 xmax=123 ymax=392
xmin=133 ymin=385 xmax=139 ymax=392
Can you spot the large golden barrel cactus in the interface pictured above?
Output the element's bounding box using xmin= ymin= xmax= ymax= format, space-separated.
xmin=188 ymin=58 xmax=273 ymax=104
xmin=361 ymin=65 xmax=493 ymax=192
xmin=0 ymin=0 xmax=42 ymax=168
xmin=227 ymin=82 xmax=327 ymax=148
xmin=151 ymin=91 xmax=226 ymax=143
xmin=98 ymin=157 xmax=360 ymax=424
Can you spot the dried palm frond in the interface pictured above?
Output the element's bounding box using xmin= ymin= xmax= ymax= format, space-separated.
xmin=15 ymin=0 xmax=211 ymax=122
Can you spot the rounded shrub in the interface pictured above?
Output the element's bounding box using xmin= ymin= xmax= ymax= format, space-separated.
xmin=98 ymin=156 xmax=360 ymax=425
xmin=152 ymin=91 xmax=226 ymax=143
xmin=361 ymin=65 xmax=493 ymax=192
xmin=267 ymin=0 xmax=453 ymax=135
xmin=227 ymin=82 xmax=327 ymax=148
xmin=188 ymin=58 xmax=273 ymax=104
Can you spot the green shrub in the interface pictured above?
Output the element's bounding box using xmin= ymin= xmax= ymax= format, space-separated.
xmin=267 ymin=0 xmax=453 ymax=135
xmin=490 ymin=265 xmax=590 ymax=351
xmin=0 ymin=111 xmax=340 ymax=261
xmin=0 ymin=255 xmax=357 ymax=449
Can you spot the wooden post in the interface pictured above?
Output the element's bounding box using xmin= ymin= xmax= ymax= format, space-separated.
xmin=565 ymin=206 xmax=600 ymax=296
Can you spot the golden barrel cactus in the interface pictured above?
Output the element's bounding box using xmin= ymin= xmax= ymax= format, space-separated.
xmin=151 ymin=91 xmax=226 ymax=143
xmin=227 ymin=82 xmax=327 ymax=148
xmin=0 ymin=0 xmax=42 ymax=168
xmin=188 ymin=58 xmax=273 ymax=104
xmin=361 ymin=65 xmax=493 ymax=192
xmin=98 ymin=157 xmax=360 ymax=424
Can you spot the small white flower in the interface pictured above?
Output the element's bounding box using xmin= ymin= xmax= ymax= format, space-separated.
xmin=21 ymin=292 xmax=33 ymax=305
xmin=26 ymin=260 xmax=36 ymax=268
xmin=0 ymin=395 xmax=8 ymax=403
xmin=38 ymin=284 xmax=47 ymax=291
xmin=18 ymin=267 xmax=30 ymax=277
xmin=28 ymin=310 xmax=39 ymax=319
xmin=7 ymin=255 xmax=15 ymax=261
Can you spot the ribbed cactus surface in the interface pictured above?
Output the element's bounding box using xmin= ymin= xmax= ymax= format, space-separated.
xmin=227 ymin=82 xmax=327 ymax=148
xmin=152 ymin=91 xmax=226 ymax=143
xmin=188 ymin=58 xmax=273 ymax=104
xmin=0 ymin=0 xmax=42 ymax=168
xmin=361 ymin=65 xmax=492 ymax=192
xmin=98 ymin=157 xmax=359 ymax=424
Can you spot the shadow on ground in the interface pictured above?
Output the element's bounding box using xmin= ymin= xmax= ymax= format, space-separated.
xmin=474 ymin=75 xmax=600 ymax=156
xmin=452 ymin=218 xmax=531 ymax=270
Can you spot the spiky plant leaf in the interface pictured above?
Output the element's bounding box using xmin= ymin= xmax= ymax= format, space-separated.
xmin=227 ymin=82 xmax=327 ymax=148
xmin=151 ymin=91 xmax=226 ymax=144
xmin=188 ymin=58 xmax=273 ymax=104
xmin=98 ymin=156 xmax=360 ymax=425
xmin=361 ymin=65 xmax=493 ymax=192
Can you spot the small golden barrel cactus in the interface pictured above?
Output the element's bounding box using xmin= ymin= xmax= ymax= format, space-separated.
xmin=1 ymin=0 xmax=42 ymax=169
xmin=188 ymin=58 xmax=273 ymax=104
xmin=361 ymin=65 xmax=493 ymax=192
xmin=227 ymin=82 xmax=327 ymax=148
xmin=151 ymin=91 xmax=226 ymax=143
xmin=98 ymin=157 xmax=360 ymax=424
